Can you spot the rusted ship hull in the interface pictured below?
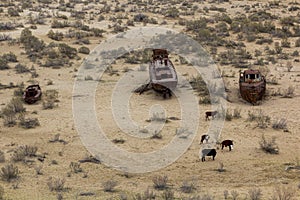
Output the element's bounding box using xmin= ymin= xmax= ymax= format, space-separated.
xmin=239 ymin=82 xmax=266 ymax=104
xmin=239 ymin=70 xmax=266 ymax=104
xmin=23 ymin=85 xmax=42 ymax=104
xmin=149 ymin=49 xmax=177 ymax=94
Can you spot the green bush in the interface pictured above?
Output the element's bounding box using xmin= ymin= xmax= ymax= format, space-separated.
xmin=47 ymin=30 xmax=63 ymax=41
xmin=58 ymin=43 xmax=77 ymax=59
xmin=0 ymin=57 xmax=9 ymax=70
xmin=2 ymin=52 xmax=17 ymax=62
xmin=15 ymin=64 xmax=30 ymax=73
xmin=78 ymin=46 xmax=90 ymax=54
xmin=7 ymin=8 xmax=20 ymax=17
xmin=165 ymin=7 xmax=179 ymax=18
xmin=20 ymin=28 xmax=45 ymax=55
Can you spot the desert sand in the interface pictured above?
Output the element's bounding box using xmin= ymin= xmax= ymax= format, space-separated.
xmin=0 ymin=0 xmax=300 ymax=199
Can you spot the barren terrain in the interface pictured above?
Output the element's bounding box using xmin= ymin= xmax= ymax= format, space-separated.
xmin=0 ymin=0 xmax=300 ymax=199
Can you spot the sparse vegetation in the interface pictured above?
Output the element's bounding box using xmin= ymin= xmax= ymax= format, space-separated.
xmin=247 ymin=109 xmax=270 ymax=129
xmin=272 ymin=118 xmax=288 ymax=130
xmin=271 ymin=185 xmax=295 ymax=200
xmin=233 ymin=107 xmax=242 ymax=119
xmin=151 ymin=112 xmax=166 ymax=122
xmin=1 ymin=97 xmax=25 ymax=127
xmin=103 ymin=180 xmax=117 ymax=192
xmin=19 ymin=117 xmax=40 ymax=129
xmin=259 ymin=134 xmax=279 ymax=154
xmin=248 ymin=187 xmax=263 ymax=200
xmin=69 ymin=162 xmax=82 ymax=173
xmin=282 ymin=86 xmax=295 ymax=98
xmin=11 ymin=145 xmax=38 ymax=162
xmin=0 ymin=185 xmax=4 ymax=200
xmin=47 ymin=177 xmax=66 ymax=192
xmin=150 ymin=131 xmax=162 ymax=139
xmin=42 ymin=89 xmax=59 ymax=109
xmin=1 ymin=0 xmax=300 ymax=198
xmin=180 ymin=178 xmax=197 ymax=193
xmin=231 ymin=190 xmax=239 ymax=200
xmin=0 ymin=151 xmax=5 ymax=163
xmin=153 ymin=175 xmax=168 ymax=190
xmin=0 ymin=164 xmax=19 ymax=182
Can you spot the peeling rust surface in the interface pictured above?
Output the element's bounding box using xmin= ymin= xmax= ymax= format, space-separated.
xmin=23 ymin=84 xmax=42 ymax=104
xmin=239 ymin=69 xmax=266 ymax=104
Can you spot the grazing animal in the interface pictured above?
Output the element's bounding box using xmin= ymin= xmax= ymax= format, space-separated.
xmin=200 ymin=134 xmax=210 ymax=144
xmin=205 ymin=111 xmax=218 ymax=120
xmin=221 ymin=140 xmax=234 ymax=151
xmin=200 ymin=149 xmax=217 ymax=162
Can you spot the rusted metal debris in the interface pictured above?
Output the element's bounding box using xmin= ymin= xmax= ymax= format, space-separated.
xmin=135 ymin=49 xmax=178 ymax=98
xmin=23 ymin=84 xmax=42 ymax=104
xmin=239 ymin=69 xmax=266 ymax=104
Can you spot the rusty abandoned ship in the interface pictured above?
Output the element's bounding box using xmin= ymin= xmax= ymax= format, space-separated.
xmin=239 ymin=69 xmax=266 ymax=104
xmin=23 ymin=84 xmax=42 ymax=104
xmin=149 ymin=49 xmax=178 ymax=98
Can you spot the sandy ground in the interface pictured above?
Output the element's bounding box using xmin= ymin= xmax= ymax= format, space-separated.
xmin=0 ymin=0 xmax=300 ymax=199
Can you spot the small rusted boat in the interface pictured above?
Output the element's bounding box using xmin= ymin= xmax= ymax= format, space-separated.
xmin=149 ymin=49 xmax=177 ymax=98
xmin=23 ymin=84 xmax=42 ymax=104
xmin=239 ymin=69 xmax=266 ymax=104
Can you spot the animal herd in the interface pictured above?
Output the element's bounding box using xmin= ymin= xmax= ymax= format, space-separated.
xmin=200 ymin=110 xmax=234 ymax=162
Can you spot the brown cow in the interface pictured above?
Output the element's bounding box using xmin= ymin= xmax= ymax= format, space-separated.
xmin=205 ymin=111 xmax=218 ymax=121
xmin=221 ymin=140 xmax=234 ymax=151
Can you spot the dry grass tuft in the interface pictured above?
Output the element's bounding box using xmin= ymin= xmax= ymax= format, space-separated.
xmin=47 ymin=177 xmax=66 ymax=192
xmin=259 ymin=134 xmax=279 ymax=154
xmin=153 ymin=175 xmax=169 ymax=190
xmin=0 ymin=164 xmax=19 ymax=182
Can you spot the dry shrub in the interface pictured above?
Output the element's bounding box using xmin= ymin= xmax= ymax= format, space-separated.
xmin=259 ymin=134 xmax=279 ymax=154
xmin=102 ymin=180 xmax=117 ymax=192
xmin=180 ymin=178 xmax=197 ymax=193
xmin=0 ymin=151 xmax=5 ymax=163
xmin=153 ymin=175 xmax=168 ymax=190
xmin=199 ymin=96 xmax=211 ymax=104
xmin=233 ymin=107 xmax=242 ymax=119
xmin=1 ymin=97 xmax=25 ymax=126
xmin=15 ymin=64 xmax=30 ymax=74
xmin=143 ymin=188 xmax=156 ymax=199
xmin=272 ymin=118 xmax=288 ymax=130
xmin=161 ymin=189 xmax=174 ymax=200
xmin=248 ymin=187 xmax=263 ymax=200
xmin=191 ymin=194 xmax=214 ymax=200
xmin=133 ymin=188 xmax=156 ymax=200
xmin=11 ymin=145 xmax=38 ymax=162
xmin=223 ymin=190 xmax=229 ymax=199
xmin=231 ymin=190 xmax=239 ymax=200
xmin=47 ymin=177 xmax=65 ymax=192
xmin=271 ymin=185 xmax=295 ymax=200
xmin=42 ymin=89 xmax=59 ymax=109
xmin=217 ymin=162 xmax=225 ymax=172
xmin=69 ymin=162 xmax=82 ymax=173
xmin=34 ymin=165 xmax=43 ymax=175
xmin=247 ymin=109 xmax=270 ymax=129
xmin=151 ymin=112 xmax=166 ymax=122
xmin=225 ymin=109 xmax=233 ymax=121
xmin=0 ymin=164 xmax=19 ymax=182
xmin=151 ymin=131 xmax=162 ymax=139
xmin=0 ymin=185 xmax=3 ymax=200
xmin=282 ymin=86 xmax=295 ymax=98
xmin=19 ymin=117 xmax=40 ymax=129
